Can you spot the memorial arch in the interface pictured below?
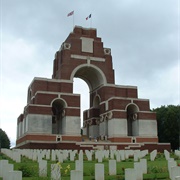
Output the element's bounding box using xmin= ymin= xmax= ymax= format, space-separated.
xmin=16 ymin=26 xmax=162 ymax=150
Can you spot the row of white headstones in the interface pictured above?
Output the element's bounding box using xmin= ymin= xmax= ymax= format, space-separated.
xmin=0 ymin=148 xmax=180 ymax=180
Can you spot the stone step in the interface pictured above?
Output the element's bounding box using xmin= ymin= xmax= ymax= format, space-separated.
xmin=125 ymin=144 xmax=142 ymax=150
xmin=81 ymin=135 xmax=111 ymax=143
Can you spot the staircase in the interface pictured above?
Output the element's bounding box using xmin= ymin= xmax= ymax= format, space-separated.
xmin=81 ymin=135 xmax=111 ymax=143
xmin=125 ymin=143 xmax=144 ymax=150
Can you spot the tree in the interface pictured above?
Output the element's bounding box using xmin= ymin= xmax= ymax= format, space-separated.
xmin=153 ymin=105 xmax=180 ymax=150
xmin=0 ymin=128 xmax=10 ymax=149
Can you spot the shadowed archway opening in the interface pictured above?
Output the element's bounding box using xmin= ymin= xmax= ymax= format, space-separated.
xmin=52 ymin=99 xmax=66 ymax=134
xmin=93 ymin=95 xmax=100 ymax=108
xmin=127 ymin=104 xmax=139 ymax=136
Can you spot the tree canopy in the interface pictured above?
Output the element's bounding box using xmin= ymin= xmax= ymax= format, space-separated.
xmin=0 ymin=128 xmax=10 ymax=149
xmin=153 ymin=105 xmax=180 ymax=150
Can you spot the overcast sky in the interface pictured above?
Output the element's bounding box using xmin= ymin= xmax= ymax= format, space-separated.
xmin=0 ymin=0 xmax=179 ymax=147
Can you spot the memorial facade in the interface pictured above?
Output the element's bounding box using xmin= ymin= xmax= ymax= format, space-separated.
xmin=16 ymin=26 xmax=160 ymax=149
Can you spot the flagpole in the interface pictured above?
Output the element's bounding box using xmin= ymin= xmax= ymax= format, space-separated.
xmin=90 ymin=15 xmax=92 ymax=28
xmin=73 ymin=11 xmax=74 ymax=29
xmin=67 ymin=10 xmax=75 ymax=30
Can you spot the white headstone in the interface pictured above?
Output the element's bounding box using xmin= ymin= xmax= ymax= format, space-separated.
xmin=110 ymin=150 xmax=115 ymax=159
xmin=175 ymin=150 xmax=180 ymax=158
xmin=115 ymin=151 xmax=121 ymax=162
xmin=79 ymin=150 xmax=83 ymax=161
xmin=2 ymin=163 xmax=14 ymax=179
xmin=13 ymin=150 xmax=21 ymax=163
xmin=140 ymin=159 xmax=147 ymax=174
xmin=70 ymin=151 xmax=76 ymax=161
xmin=171 ymin=166 xmax=180 ymax=180
xmin=27 ymin=149 xmax=33 ymax=159
xmin=45 ymin=149 xmax=50 ymax=159
xmin=38 ymin=152 xmax=43 ymax=162
xmin=58 ymin=153 xmax=64 ymax=163
xmin=95 ymin=164 xmax=104 ymax=180
xmin=39 ymin=160 xmax=47 ymax=177
xmin=150 ymin=150 xmax=157 ymax=161
xmin=0 ymin=160 xmax=8 ymax=177
xmin=70 ymin=170 xmax=83 ymax=180
xmin=120 ymin=150 xmax=125 ymax=161
xmin=32 ymin=150 xmax=38 ymax=161
xmin=62 ymin=150 xmax=69 ymax=161
xmin=41 ymin=150 xmax=46 ymax=159
xmin=109 ymin=159 xmax=116 ymax=175
xmin=85 ymin=150 xmax=92 ymax=161
xmin=125 ymin=168 xmax=136 ymax=180
xmin=125 ymin=150 xmax=133 ymax=159
xmin=134 ymin=151 xmax=139 ymax=162
xmin=168 ymin=160 xmax=177 ymax=179
xmin=75 ymin=160 xmax=83 ymax=172
xmin=97 ymin=152 xmax=103 ymax=163
xmin=134 ymin=162 xmax=143 ymax=180
xmin=51 ymin=164 xmax=61 ymax=180
xmin=51 ymin=150 xmax=56 ymax=161
xmin=164 ymin=150 xmax=170 ymax=160
xmin=8 ymin=171 xmax=22 ymax=180
xmin=103 ymin=150 xmax=109 ymax=159
xmin=140 ymin=150 xmax=148 ymax=158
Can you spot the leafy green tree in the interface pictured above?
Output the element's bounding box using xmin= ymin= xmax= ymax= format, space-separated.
xmin=153 ymin=105 xmax=180 ymax=150
xmin=0 ymin=128 xmax=10 ymax=149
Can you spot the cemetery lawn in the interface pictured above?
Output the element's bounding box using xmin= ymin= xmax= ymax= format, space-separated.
xmin=0 ymin=152 xmax=180 ymax=180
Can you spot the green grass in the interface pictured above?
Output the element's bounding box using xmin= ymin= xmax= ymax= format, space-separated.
xmin=0 ymin=151 xmax=180 ymax=180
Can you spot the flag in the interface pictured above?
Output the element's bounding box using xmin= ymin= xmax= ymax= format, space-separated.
xmin=67 ymin=11 xmax=74 ymax=17
xmin=86 ymin=14 xmax=91 ymax=20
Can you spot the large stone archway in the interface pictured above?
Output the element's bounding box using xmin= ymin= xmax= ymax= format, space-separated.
xmin=16 ymin=26 xmax=159 ymax=148
xmin=72 ymin=64 xmax=107 ymax=91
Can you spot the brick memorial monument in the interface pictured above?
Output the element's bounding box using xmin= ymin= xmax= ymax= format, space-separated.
xmin=16 ymin=26 xmax=170 ymax=151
